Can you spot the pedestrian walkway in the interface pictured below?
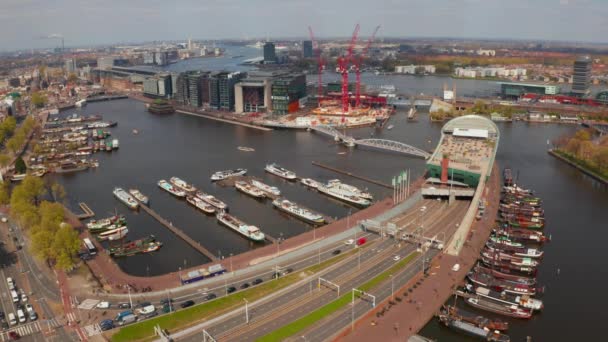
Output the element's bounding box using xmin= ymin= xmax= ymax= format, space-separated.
xmin=83 ymin=323 xmax=102 ymax=337
xmin=1 ymin=321 xmax=42 ymax=340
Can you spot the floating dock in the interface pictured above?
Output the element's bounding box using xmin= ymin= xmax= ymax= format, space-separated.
xmin=137 ymin=202 xmax=219 ymax=262
xmin=76 ymin=202 xmax=95 ymax=220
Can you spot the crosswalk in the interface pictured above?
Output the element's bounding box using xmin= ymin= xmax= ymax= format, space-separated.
xmin=84 ymin=323 xmax=102 ymax=337
xmin=1 ymin=321 xmax=42 ymax=341
xmin=67 ymin=312 xmax=78 ymax=324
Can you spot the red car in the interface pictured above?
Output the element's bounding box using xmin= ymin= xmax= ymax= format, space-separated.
xmin=356 ymin=237 xmax=367 ymax=246
xmin=8 ymin=331 xmax=19 ymax=340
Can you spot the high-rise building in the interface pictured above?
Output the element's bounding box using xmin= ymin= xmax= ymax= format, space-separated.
xmin=154 ymin=51 xmax=169 ymax=66
xmin=143 ymin=73 xmax=173 ymax=98
xmin=97 ymin=57 xmax=115 ymax=70
xmin=209 ymin=71 xmax=245 ymax=110
xmin=175 ymin=71 xmax=210 ymax=107
xmin=271 ymin=73 xmax=307 ymax=115
xmin=64 ymin=58 xmax=77 ymax=73
xmin=263 ymin=42 xmax=276 ymax=64
xmin=302 ymin=40 xmax=313 ymax=58
xmin=572 ymin=55 xmax=592 ymax=97
xmin=143 ymin=52 xmax=155 ymax=64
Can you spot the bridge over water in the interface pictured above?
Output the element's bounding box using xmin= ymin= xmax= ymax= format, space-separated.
xmin=308 ymin=125 xmax=431 ymax=159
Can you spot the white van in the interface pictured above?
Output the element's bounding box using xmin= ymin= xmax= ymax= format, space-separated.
xmin=17 ymin=309 xmax=26 ymax=323
xmin=6 ymin=277 xmax=15 ymax=290
xmin=136 ymin=305 xmax=156 ymax=315
xmin=8 ymin=313 xmax=17 ymax=326
xmin=11 ymin=290 xmax=19 ymax=303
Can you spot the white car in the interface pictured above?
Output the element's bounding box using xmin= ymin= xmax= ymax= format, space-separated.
xmin=20 ymin=290 xmax=28 ymax=302
xmin=344 ymin=239 xmax=354 ymax=245
xmin=393 ymin=255 xmax=401 ymax=261
xmin=1 ymin=217 xmax=7 ymax=223
xmin=6 ymin=277 xmax=15 ymax=290
xmin=451 ymin=264 xmax=461 ymax=272
xmin=96 ymin=301 xmax=110 ymax=309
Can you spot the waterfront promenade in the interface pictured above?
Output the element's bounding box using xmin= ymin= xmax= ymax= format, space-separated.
xmin=336 ymin=164 xmax=500 ymax=341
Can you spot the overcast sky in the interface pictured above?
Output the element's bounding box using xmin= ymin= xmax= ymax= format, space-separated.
xmin=1 ymin=0 xmax=607 ymax=51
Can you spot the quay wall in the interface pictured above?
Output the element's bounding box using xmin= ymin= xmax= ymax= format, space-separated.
xmin=548 ymin=149 xmax=608 ymax=185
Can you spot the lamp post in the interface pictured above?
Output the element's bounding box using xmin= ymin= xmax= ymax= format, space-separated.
xmin=229 ymin=253 xmax=234 ymax=274
xmin=178 ymin=267 xmax=182 ymax=284
xmin=244 ymin=298 xmax=249 ymax=324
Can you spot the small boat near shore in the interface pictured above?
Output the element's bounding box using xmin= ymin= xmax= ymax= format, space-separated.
xmin=158 ymin=180 xmax=186 ymax=198
xmin=468 ymin=271 xmax=538 ymax=296
xmin=96 ymin=226 xmax=129 ymax=241
xmin=493 ymin=228 xmax=549 ymax=244
xmin=272 ymin=198 xmax=325 ymax=225
xmin=480 ymin=256 xmax=537 ymax=276
xmin=195 ymin=191 xmax=228 ymax=210
xmin=300 ymin=178 xmax=320 ymax=189
xmin=211 ymin=168 xmax=247 ymax=181
xmin=109 ymin=236 xmax=163 ymax=257
xmin=237 ymin=146 xmax=255 ymax=152
xmin=235 ymin=181 xmax=266 ymax=199
xmin=216 ymin=212 xmax=265 ymax=242
xmin=128 ymin=189 xmax=149 ymax=205
xmin=473 ymin=264 xmax=537 ymax=286
xmin=465 ymin=297 xmax=532 ymax=319
xmin=466 ymin=284 xmax=543 ymax=311
xmin=186 ymin=196 xmax=216 ymax=214
xmin=113 ymin=187 xmax=139 ymax=209
xmin=87 ymin=215 xmax=126 ymax=232
xmin=170 ymin=177 xmax=197 ymax=193
xmin=443 ymin=305 xmax=509 ymax=331
xmin=485 ymin=243 xmax=544 ymax=259
xmin=438 ymin=313 xmax=510 ymax=342
xmin=251 ymin=179 xmax=281 ymax=196
xmin=265 ymin=163 xmax=297 ymax=180
xmin=327 ymin=179 xmax=373 ymax=200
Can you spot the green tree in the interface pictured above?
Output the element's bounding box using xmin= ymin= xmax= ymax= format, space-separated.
xmin=0 ymin=181 xmax=10 ymax=205
xmin=31 ymin=92 xmax=47 ymax=108
xmin=15 ymin=157 xmax=26 ymax=174
xmin=49 ymin=182 xmax=66 ymax=202
xmin=0 ymin=154 xmax=10 ymax=168
xmin=52 ymin=223 xmax=81 ymax=271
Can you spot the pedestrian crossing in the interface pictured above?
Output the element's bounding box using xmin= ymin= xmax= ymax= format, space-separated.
xmin=84 ymin=323 xmax=102 ymax=337
xmin=67 ymin=312 xmax=78 ymax=323
xmin=0 ymin=321 xmax=42 ymax=341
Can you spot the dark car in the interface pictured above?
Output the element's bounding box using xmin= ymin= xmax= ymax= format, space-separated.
xmin=180 ymin=300 xmax=195 ymax=308
xmin=136 ymin=301 xmax=151 ymax=308
xmin=160 ymin=298 xmax=174 ymax=305
xmin=332 ymin=249 xmax=341 ymax=255
xmin=240 ymin=283 xmax=250 ymax=289
xmin=227 ymin=286 xmax=236 ymax=294
xmin=8 ymin=331 xmax=19 ymax=340
xmin=162 ymin=304 xmax=173 ymax=313
xmin=0 ymin=311 xmax=4 ymax=319
xmin=252 ymin=278 xmax=263 ymax=285
xmin=100 ymin=323 xmax=114 ymax=331
xmin=118 ymin=303 xmax=131 ymax=309
xmin=284 ymin=268 xmax=294 ymax=274
xmin=1 ymin=320 xmax=9 ymax=330
xmin=205 ymin=293 xmax=217 ymax=301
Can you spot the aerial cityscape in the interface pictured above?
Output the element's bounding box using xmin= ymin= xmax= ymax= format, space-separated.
xmin=0 ymin=1 xmax=607 ymax=342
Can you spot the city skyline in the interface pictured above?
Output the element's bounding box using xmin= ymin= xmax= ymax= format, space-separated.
xmin=1 ymin=0 xmax=608 ymax=51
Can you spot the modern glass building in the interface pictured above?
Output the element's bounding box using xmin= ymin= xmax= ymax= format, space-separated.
xmin=499 ymin=81 xmax=560 ymax=98
xmin=572 ymin=56 xmax=592 ymax=97
xmin=302 ymin=40 xmax=313 ymax=58
xmin=263 ymin=42 xmax=276 ymax=64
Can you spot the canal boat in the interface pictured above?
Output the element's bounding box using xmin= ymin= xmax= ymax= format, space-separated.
xmin=216 ymin=212 xmax=265 ymax=242
xmin=499 ymin=212 xmax=545 ymax=223
xmin=250 ymin=179 xmax=281 ymax=196
xmin=317 ymin=183 xmax=371 ymax=207
xmin=237 ymin=146 xmax=255 ymax=152
xmin=497 ymin=218 xmax=544 ymax=230
xmin=488 ymin=235 xmax=526 ymax=249
xmin=300 ymin=178 xmax=320 ymax=189
xmin=327 ymin=179 xmax=373 ymax=200
xmin=109 ymin=236 xmax=162 ymax=257
xmin=235 ymin=181 xmax=266 ymax=199
xmin=502 ymin=185 xmax=534 ymax=195
xmin=386 ymin=124 xmax=394 ymax=130
xmin=112 ymin=139 xmax=119 ymax=149
xmin=438 ymin=314 xmax=511 ymax=342
xmin=10 ymin=169 xmax=46 ymax=182
xmin=113 ymin=187 xmax=139 ymax=209
xmin=210 ymin=168 xmax=247 ymax=181
xmin=158 ymin=180 xmax=186 ymax=198
xmin=87 ymin=215 xmax=126 ymax=232
xmin=465 ymin=284 xmax=543 ymax=311
xmin=473 ymin=264 xmax=537 ymax=286
xmin=186 ymin=196 xmax=216 ymax=214
xmin=265 ymin=163 xmax=297 ymax=180
xmin=485 ymin=243 xmax=544 ymax=259
xmin=55 ymin=159 xmax=89 ymax=173
xmin=468 ymin=271 xmax=537 ymax=296
xmin=195 ymin=191 xmax=228 ymax=210
xmin=465 ymin=297 xmax=532 ymax=319
xmin=272 ymin=198 xmax=325 ymax=225
xmin=481 ymin=250 xmax=540 ymax=269
xmin=169 ymin=177 xmax=197 ymax=193
xmin=493 ymin=228 xmax=549 ymax=244
xmin=442 ymin=305 xmax=509 ymax=331
xmin=128 ymin=189 xmax=149 ymax=205
xmin=480 ymin=256 xmax=537 ymax=276
xmin=96 ymin=226 xmax=129 ymax=241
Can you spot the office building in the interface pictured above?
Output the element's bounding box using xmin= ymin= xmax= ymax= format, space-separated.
xmin=303 ymin=40 xmax=313 ymax=58
xmin=97 ymin=57 xmax=115 ymax=70
xmin=176 ymin=71 xmax=211 ymax=107
xmin=572 ymin=56 xmax=592 ymax=97
xmin=263 ymin=42 xmax=276 ymax=64
xmin=271 ymin=73 xmax=306 ymax=114
xmin=64 ymin=59 xmax=77 ymax=73
xmin=143 ymin=52 xmax=155 ymax=64
xmin=143 ymin=73 xmax=173 ymax=98
xmin=154 ymin=51 xmax=169 ymax=66
xmin=499 ymin=81 xmax=560 ymax=98
xmin=209 ymin=71 xmax=245 ymax=111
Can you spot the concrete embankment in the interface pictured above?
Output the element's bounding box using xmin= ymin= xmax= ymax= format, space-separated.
xmin=176 ymin=110 xmax=272 ymax=131
xmin=548 ymin=149 xmax=608 ymax=185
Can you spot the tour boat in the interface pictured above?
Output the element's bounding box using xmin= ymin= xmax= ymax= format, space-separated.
xmin=113 ymin=187 xmax=139 ymax=209
xmin=97 ymin=226 xmax=129 ymax=241
xmin=265 ymin=163 xmax=297 ymax=180
xmin=466 ymin=284 xmax=543 ymax=311
xmin=158 ymin=180 xmax=186 ymax=198
xmin=272 ymin=198 xmax=325 ymax=225
xmin=195 ymin=191 xmax=228 ymax=210
xmin=327 ymin=179 xmax=373 ymax=200
xmin=251 ymin=179 xmax=281 ymax=196
xmin=235 ymin=181 xmax=266 ymax=199
xmin=169 ymin=177 xmax=197 ymax=193
xmin=186 ymin=196 xmax=216 ymax=214
xmin=216 ymin=212 xmax=265 ymax=242
xmin=128 ymin=189 xmax=149 ymax=205
xmin=237 ymin=146 xmax=255 ymax=152
xmin=211 ymin=169 xmax=247 ymax=181
xmin=316 ymin=183 xmax=371 ymax=207
xmin=300 ymin=178 xmax=320 ymax=189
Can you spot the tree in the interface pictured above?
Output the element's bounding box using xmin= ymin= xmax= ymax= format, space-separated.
xmin=0 ymin=181 xmax=9 ymax=205
xmin=15 ymin=157 xmax=26 ymax=174
xmin=49 ymin=182 xmax=66 ymax=202
xmin=31 ymin=92 xmax=47 ymax=108
xmin=52 ymin=223 xmax=81 ymax=271
xmin=0 ymin=154 xmax=10 ymax=168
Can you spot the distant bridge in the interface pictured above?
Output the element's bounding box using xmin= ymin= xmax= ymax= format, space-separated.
xmin=308 ymin=125 xmax=430 ymax=159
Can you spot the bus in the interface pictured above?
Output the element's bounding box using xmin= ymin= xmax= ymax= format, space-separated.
xmin=83 ymin=238 xmax=97 ymax=255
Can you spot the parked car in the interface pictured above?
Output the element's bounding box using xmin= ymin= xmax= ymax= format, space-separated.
xmin=332 ymin=249 xmax=341 ymax=255
xmin=136 ymin=301 xmax=151 ymax=308
xmin=205 ymin=293 xmax=217 ymax=301
xmin=252 ymin=278 xmax=263 ymax=285
xmin=160 ymin=298 xmax=174 ymax=305
xmin=96 ymin=301 xmax=110 ymax=309
xmin=344 ymin=239 xmax=354 ymax=245
xmin=240 ymin=283 xmax=250 ymax=289
xmin=99 ymin=319 xmax=113 ymax=327
xmin=393 ymin=255 xmax=401 ymax=261
xmin=6 ymin=278 xmax=14 ymax=291
xmin=180 ymin=300 xmax=195 ymax=309
xmin=25 ymin=304 xmax=37 ymax=321
xmin=227 ymin=286 xmax=236 ymax=294
xmin=117 ymin=303 xmax=131 ymax=309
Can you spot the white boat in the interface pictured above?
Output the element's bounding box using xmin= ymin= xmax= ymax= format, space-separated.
xmin=387 ymin=124 xmax=394 ymax=130
xmin=237 ymin=146 xmax=255 ymax=152
xmin=186 ymin=196 xmax=215 ymax=214
xmin=317 ymin=184 xmax=371 ymax=207
xmin=327 ymin=179 xmax=373 ymax=200
xmin=265 ymin=163 xmax=296 ymax=180
xmin=216 ymin=212 xmax=265 ymax=242
xmin=195 ymin=191 xmax=228 ymax=210
xmin=113 ymin=187 xmax=139 ymax=209
xmin=157 ymin=180 xmax=186 ymax=198
xmin=87 ymin=215 xmax=126 ymax=232
xmin=128 ymin=189 xmax=149 ymax=205
xmin=251 ymin=179 xmax=281 ymax=196
xmin=169 ymin=177 xmax=197 ymax=193
xmin=235 ymin=181 xmax=265 ymax=199
xmin=211 ymin=168 xmax=247 ymax=181
xmin=75 ymin=99 xmax=87 ymax=107
xmin=112 ymin=139 xmax=119 ymax=149
xmin=300 ymin=178 xmax=320 ymax=189
xmin=272 ymin=198 xmax=325 ymax=225
xmin=97 ymin=226 xmax=129 ymax=241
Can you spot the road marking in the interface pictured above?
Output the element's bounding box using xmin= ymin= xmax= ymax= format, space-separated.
xmin=84 ymin=323 xmax=102 ymax=336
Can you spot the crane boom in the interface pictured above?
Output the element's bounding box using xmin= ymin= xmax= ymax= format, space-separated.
xmin=340 ymin=24 xmax=360 ymax=116
xmin=355 ymin=25 xmax=380 ymax=108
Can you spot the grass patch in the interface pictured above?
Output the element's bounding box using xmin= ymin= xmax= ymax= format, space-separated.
xmin=110 ymin=247 xmax=360 ymax=342
xmin=257 ymin=251 xmax=420 ymax=342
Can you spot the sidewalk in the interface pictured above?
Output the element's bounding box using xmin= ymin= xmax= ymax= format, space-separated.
xmin=336 ymin=164 xmax=500 ymax=341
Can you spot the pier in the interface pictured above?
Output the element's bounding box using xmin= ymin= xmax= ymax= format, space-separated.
xmin=137 ymin=202 xmax=219 ymax=262
xmin=76 ymin=202 xmax=95 ymax=220
xmin=312 ymin=161 xmax=394 ymax=189
xmin=176 ymin=110 xmax=272 ymax=132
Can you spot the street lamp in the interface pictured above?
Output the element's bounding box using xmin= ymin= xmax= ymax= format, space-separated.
xmin=178 ymin=267 xmax=182 ymax=283
xmin=229 ymin=253 xmax=234 ymax=274
xmin=244 ymin=298 xmax=249 ymax=324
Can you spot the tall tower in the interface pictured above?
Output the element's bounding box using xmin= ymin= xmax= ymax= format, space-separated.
xmin=572 ymin=56 xmax=592 ymax=97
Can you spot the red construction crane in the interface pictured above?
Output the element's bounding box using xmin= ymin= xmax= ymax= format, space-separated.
xmin=339 ymin=24 xmax=360 ymax=118
xmin=308 ymin=26 xmax=324 ymax=108
xmin=355 ymin=25 xmax=380 ymax=108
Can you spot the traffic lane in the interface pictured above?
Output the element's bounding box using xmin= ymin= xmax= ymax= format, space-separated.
xmin=223 ymin=245 xmax=417 ymax=341
xmin=201 ymin=239 xmax=397 ymax=338
xmin=305 ymin=251 xmax=438 ymax=341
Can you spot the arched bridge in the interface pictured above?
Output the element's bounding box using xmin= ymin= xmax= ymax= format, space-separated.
xmin=308 ymin=125 xmax=430 ymax=159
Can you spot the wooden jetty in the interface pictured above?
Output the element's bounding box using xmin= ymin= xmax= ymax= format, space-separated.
xmin=311 ymin=161 xmax=394 ymax=189
xmin=76 ymin=202 xmax=95 ymax=220
xmin=137 ymin=202 xmax=219 ymax=262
